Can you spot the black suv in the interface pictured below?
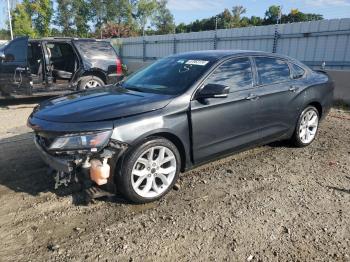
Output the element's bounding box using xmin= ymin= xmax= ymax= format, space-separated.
xmin=0 ymin=37 xmax=123 ymax=97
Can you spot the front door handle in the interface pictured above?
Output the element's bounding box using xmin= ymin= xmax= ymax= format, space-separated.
xmin=289 ymin=86 xmax=299 ymax=92
xmin=246 ymin=94 xmax=259 ymax=101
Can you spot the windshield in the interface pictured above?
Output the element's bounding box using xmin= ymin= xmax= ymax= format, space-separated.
xmin=123 ymin=56 xmax=215 ymax=95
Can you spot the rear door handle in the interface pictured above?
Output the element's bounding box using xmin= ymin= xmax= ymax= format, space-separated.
xmin=289 ymin=86 xmax=299 ymax=92
xmin=246 ymin=94 xmax=259 ymax=101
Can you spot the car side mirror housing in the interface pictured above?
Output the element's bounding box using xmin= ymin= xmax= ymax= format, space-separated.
xmin=197 ymin=83 xmax=230 ymax=99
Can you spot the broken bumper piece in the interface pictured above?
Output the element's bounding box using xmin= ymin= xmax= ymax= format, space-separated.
xmin=34 ymin=133 xmax=129 ymax=200
xmin=34 ymin=137 xmax=74 ymax=173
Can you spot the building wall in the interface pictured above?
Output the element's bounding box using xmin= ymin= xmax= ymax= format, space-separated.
xmin=111 ymin=19 xmax=350 ymax=105
xmin=327 ymin=70 xmax=350 ymax=105
xmin=112 ymin=18 xmax=350 ymax=71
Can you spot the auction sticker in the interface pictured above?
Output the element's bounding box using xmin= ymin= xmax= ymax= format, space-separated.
xmin=185 ymin=60 xmax=209 ymax=66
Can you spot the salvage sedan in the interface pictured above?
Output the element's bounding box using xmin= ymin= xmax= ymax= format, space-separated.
xmin=28 ymin=50 xmax=334 ymax=203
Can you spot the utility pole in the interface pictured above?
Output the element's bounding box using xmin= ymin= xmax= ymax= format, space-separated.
xmin=7 ymin=0 xmax=13 ymax=40
xmin=214 ymin=16 xmax=218 ymax=50
xmin=277 ymin=6 xmax=282 ymax=25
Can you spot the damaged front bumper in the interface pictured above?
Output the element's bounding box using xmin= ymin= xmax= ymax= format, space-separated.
xmin=34 ymin=134 xmax=128 ymax=192
xmin=34 ymin=137 xmax=74 ymax=173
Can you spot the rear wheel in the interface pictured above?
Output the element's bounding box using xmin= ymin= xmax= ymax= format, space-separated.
xmin=117 ymin=137 xmax=180 ymax=203
xmin=77 ymin=76 xmax=104 ymax=90
xmin=291 ymin=106 xmax=319 ymax=147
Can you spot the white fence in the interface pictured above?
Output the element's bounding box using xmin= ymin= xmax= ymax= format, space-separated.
xmin=112 ymin=18 xmax=350 ymax=70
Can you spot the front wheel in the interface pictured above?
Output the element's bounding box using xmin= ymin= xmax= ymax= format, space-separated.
xmin=116 ymin=137 xmax=181 ymax=203
xmin=291 ymin=106 xmax=320 ymax=147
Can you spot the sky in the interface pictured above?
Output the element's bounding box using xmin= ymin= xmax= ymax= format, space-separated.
xmin=1 ymin=0 xmax=18 ymax=29
xmin=1 ymin=0 xmax=350 ymax=30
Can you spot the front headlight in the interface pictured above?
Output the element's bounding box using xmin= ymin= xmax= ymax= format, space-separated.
xmin=49 ymin=130 xmax=112 ymax=151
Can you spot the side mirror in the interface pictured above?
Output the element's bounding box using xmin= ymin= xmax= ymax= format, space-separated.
xmin=196 ymin=83 xmax=230 ymax=99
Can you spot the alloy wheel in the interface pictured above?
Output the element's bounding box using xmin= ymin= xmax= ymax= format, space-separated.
xmin=131 ymin=146 xmax=177 ymax=198
xmin=299 ymin=108 xmax=319 ymax=144
xmin=85 ymin=79 xmax=101 ymax=89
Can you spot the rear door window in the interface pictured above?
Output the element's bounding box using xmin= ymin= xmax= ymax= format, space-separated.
xmin=204 ymin=57 xmax=253 ymax=92
xmin=73 ymin=41 xmax=117 ymax=60
xmin=255 ymin=57 xmax=291 ymax=85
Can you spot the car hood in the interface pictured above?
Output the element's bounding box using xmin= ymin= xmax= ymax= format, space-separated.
xmin=33 ymin=87 xmax=173 ymax=123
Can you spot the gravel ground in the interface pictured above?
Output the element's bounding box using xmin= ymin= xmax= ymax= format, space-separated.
xmin=0 ymin=103 xmax=349 ymax=262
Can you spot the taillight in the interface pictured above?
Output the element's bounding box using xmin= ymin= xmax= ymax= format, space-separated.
xmin=116 ymin=58 xmax=122 ymax=75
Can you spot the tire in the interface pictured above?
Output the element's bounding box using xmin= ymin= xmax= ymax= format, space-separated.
xmin=291 ymin=106 xmax=320 ymax=147
xmin=116 ymin=137 xmax=181 ymax=204
xmin=77 ymin=76 xmax=105 ymax=90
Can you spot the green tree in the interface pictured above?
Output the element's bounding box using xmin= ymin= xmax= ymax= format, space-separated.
xmin=176 ymin=22 xmax=188 ymax=33
xmin=22 ymin=0 xmax=53 ymax=37
xmin=31 ymin=0 xmax=53 ymax=36
xmin=90 ymin=0 xmax=135 ymax=34
xmin=133 ymin=0 xmax=157 ymax=35
xmin=12 ymin=3 xmax=36 ymax=37
xmin=89 ymin=0 xmax=106 ymax=30
xmin=72 ymin=0 xmax=91 ymax=37
xmin=152 ymin=0 xmax=175 ymax=34
xmin=232 ymin=5 xmax=246 ymax=27
xmin=218 ymin=9 xmax=234 ymax=29
xmin=105 ymin=0 xmax=119 ymax=22
xmin=239 ymin=17 xmax=250 ymax=27
xmin=22 ymin=0 xmax=33 ymax=16
xmin=115 ymin=0 xmax=134 ymax=25
xmin=249 ymin=16 xmax=263 ymax=26
xmin=282 ymin=9 xmax=323 ymax=23
xmin=55 ymin=0 xmax=75 ymax=36
xmin=264 ymin=5 xmax=281 ymax=24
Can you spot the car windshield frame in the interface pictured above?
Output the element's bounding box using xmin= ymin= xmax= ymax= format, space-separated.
xmin=122 ymin=56 xmax=216 ymax=95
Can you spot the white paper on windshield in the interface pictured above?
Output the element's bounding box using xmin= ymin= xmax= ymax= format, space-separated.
xmin=185 ymin=60 xmax=209 ymax=66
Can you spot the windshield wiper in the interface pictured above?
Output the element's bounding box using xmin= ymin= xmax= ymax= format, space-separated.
xmin=114 ymin=82 xmax=145 ymax=93
xmin=125 ymin=86 xmax=145 ymax=93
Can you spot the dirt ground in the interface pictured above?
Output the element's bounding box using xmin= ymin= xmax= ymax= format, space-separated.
xmin=0 ymin=102 xmax=349 ymax=262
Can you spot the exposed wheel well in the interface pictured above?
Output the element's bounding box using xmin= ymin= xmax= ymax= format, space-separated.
xmin=147 ymin=133 xmax=186 ymax=172
xmin=81 ymin=71 xmax=107 ymax=84
xmin=308 ymin=102 xmax=323 ymax=118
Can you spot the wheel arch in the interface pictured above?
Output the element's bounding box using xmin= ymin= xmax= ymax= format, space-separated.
xmin=124 ymin=130 xmax=187 ymax=173
xmin=307 ymin=101 xmax=323 ymax=119
xmin=147 ymin=132 xmax=187 ymax=172
xmin=81 ymin=69 xmax=107 ymax=84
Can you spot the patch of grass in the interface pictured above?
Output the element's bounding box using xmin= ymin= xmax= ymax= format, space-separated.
xmin=333 ymin=100 xmax=350 ymax=111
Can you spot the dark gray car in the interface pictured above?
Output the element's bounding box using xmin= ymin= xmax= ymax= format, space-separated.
xmin=28 ymin=50 xmax=334 ymax=203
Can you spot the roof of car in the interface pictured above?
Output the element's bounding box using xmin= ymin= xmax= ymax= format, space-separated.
xmin=29 ymin=37 xmax=109 ymax=42
xmin=171 ymin=50 xmax=293 ymax=62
